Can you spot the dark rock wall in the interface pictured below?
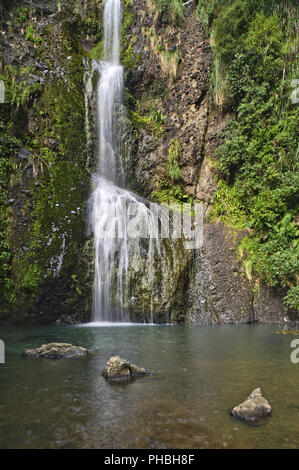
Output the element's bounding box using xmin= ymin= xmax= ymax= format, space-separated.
xmin=124 ymin=0 xmax=212 ymax=199
xmin=0 ymin=0 xmax=102 ymax=323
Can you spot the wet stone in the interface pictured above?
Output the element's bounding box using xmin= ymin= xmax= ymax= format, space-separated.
xmin=102 ymin=355 xmax=151 ymax=381
xmin=231 ymin=388 xmax=271 ymax=422
xmin=23 ymin=343 xmax=89 ymax=359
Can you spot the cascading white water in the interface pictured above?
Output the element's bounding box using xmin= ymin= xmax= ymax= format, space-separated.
xmin=95 ymin=60 xmax=124 ymax=182
xmin=90 ymin=0 xmax=163 ymax=322
xmin=103 ymin=0 xmax=121 ymax=65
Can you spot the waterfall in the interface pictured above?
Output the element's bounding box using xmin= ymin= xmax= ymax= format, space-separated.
xmin=89 ymin=0 xmax=162 ymax=322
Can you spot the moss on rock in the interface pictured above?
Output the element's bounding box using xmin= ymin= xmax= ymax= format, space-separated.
xmin=23 ymin=342 xmax=89 ymax=358
xmin=102 ymin=355 xmax=151 ymax=380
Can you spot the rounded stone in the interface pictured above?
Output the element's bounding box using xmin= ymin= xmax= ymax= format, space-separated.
xmin=102 ymin=355 xmax=151 ymax=380
xmin=231 ymin=388 xmax=271 ymax=422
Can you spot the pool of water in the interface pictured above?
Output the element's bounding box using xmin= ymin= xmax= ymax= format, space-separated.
xmin=0 ymin=323 xmax=298 ymax=449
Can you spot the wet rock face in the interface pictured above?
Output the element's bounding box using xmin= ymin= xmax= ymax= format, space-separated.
xmin=231 ymin=388 xmax=271 ymax=422
xmin=102 ymin=355 xmax=151 ymax=380
xmin=126 ymin=238 xmax=193 ymax=324
xmin=0 ymin=0 xmax=98 ymax=324
xmin=23 ymin=342 xmax=89 ymax=359
xmin=187 ymin=223 xmax=255 ymax=324
xmin=125 ymin=0 xmax=214 ymax=199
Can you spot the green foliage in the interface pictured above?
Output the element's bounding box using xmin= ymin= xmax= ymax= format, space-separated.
xmin=211 ymin=180 xmax=247 ymax=230
xmin=196 ymin=0 xmax=219 ymax=32
xmin=154 ymin=0 xmax=185 ymax=26
xmin=25 ymin=24 xmax=42 ymax=44
xmin=121 ymin=0 xmax=134 ymax=64
xmin=72 ymin=0 xmax=103 ymax=39
xmin=214 ymin=88 xmax=299 ymax=293
xmin=151 ymin=179 xmax=193 ymax=204
xmin=0 ymin=2 xmax=93 ymax=318
xmin=0 ymin=65 xmax=40 ymax=109
xmin=240 ymin=215 xmax=298 ymax=289
xmin=122 ymin=0 xmax=134 ymax=33
xmin=89 ymin=40 xmax=103 ymax=60
xmin=283 ymin=286 xmax=299 ymax=313
xmin=121 ymin=43 xmax=142 ymax=70
xmin=12 ymin=5 xmax=31 ymax=23
xmin=0 ymin=122 xmax=19 ymax=183
xmin=0 ymin=122 xmax=20 ymax=291
xmin=244 ymin=13 xmax=284 ymax=84
xmin=201 ymin=0 xmax=298 ymax=109
xmin=167 ymin=138 xmax=182 ymax=183
xmin=8 ymin=161 xmax=89 ymax=309
xmin=36 ymin=57 xmax=86 ymax=159
xmin=212 ymin=0 xmax=251 ymax=66
xmin=208 ymin=0 xmax=299 ymax=311
xmin=130 ymin=108 xmax=166 ymax=137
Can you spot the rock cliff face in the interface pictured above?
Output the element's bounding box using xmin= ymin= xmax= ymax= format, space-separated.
xmin=0 ymin=0 xmax=294 ymax=324
xmin=124 ymin=1 xmax=211 ymax=199
xmin=121 ymin=0 xmax=293 ymax=325
xmin=0 ymin=0 xmax=99 ymax=323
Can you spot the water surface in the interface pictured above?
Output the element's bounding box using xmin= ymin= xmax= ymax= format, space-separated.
xmin=0 ymin=324 xmax=298 ymax=449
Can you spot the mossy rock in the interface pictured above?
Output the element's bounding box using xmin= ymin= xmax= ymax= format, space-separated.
xmin=23 ymin=342 xmax=89 ymax=358
xmin=102 ymin=355 xmax=151 ymax=380
xmin=231 ymin=388 xmax=271 ymax=423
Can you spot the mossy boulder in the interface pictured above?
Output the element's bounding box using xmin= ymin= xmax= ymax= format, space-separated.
xmin=231 ymin=388 xmax=271 ymax=422
xmin=23 ymin=342 xmax=88 ymax=358
xmin=102 ymin=355 xmax=151 ymax=380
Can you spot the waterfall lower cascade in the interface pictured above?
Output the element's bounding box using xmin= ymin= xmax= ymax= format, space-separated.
xmin=89 ymin=0 xmax=163 ymax=323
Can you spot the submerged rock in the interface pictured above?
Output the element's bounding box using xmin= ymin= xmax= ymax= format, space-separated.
xmin=23 ymin=343 xmax=88 ymax=359
xmin=231 ymin=388 xmax=271 ymax=422
xmin=275 ymin=330 xmax=299 ymax=335
xmin=102 ymin=355 xmax=151 ymax=380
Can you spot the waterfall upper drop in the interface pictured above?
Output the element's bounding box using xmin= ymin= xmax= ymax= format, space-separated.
xmin=96 ymin=0 xmax=124 ymax=184
xmin=104 ymin=0 xmax=121 ymax=65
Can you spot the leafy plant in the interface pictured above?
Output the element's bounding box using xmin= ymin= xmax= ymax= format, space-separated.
xmin=0 ymin=65 xmax=40 ymax=109
xmin=283 ymin=286 xmax=299 ymax=313
xmin=167 ymin=138 xmax=182 ymax=183
xmin=12 ymin=5 xmax=30 ymax=23
xmin=25 ymin=24 xmax=42 ymax=44
xmin=130 ymin=108 xmax=166 ymax=137
xmin=0 ymin=122 xmax=20 ymax=291
xmin=151 ymin=179 xmax=193 ymax=204
xmin=154 ymin=0 xmax=185 ymax=26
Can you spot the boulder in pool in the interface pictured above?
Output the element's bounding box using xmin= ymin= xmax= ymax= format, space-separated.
xmin=23 ymin=342 xmax=88 ymax=359
xmin=102 ymin=355 xmax=151 ymax=380
xmin=231 ymin=388 xmax=271 ymax=422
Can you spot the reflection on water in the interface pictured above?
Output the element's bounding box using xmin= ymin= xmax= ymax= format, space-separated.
xmin=0 ymin=324 xmax=298 ymax=449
